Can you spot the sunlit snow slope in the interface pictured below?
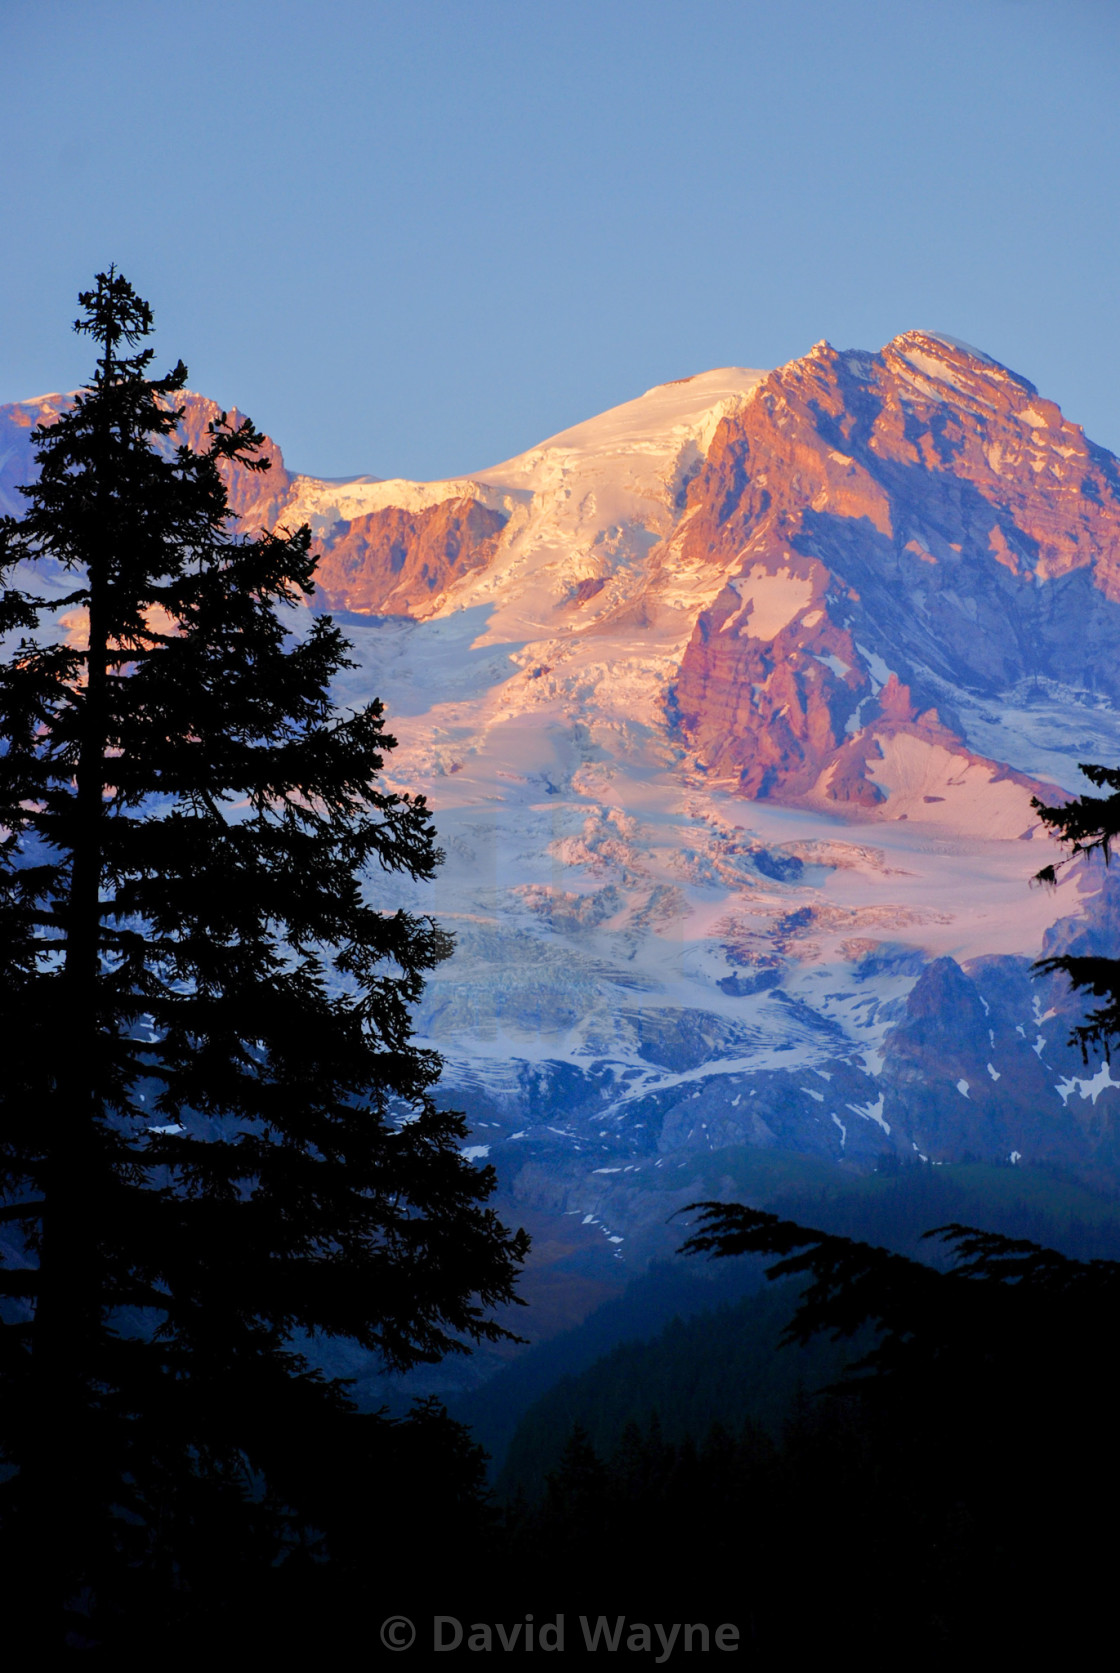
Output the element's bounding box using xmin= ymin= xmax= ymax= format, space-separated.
xmin=8 ymin=342 xmax=1120 ymax=1282
xmin=283 ymin=348 xmax=1120 ymax=1265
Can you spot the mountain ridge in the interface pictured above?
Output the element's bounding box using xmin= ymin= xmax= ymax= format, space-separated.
xmin=8 ymin=336 xmax=1120 ymax=1338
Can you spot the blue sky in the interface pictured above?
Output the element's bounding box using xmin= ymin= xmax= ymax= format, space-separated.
xmin=3 ymin=0 xmax=1118 ymax=480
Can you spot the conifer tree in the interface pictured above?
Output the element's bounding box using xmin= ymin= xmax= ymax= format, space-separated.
xmin=0 ymin=269 xmax=527 ymax=1636
xmin=1032 ymin=765 xmax=1120 ymax=1053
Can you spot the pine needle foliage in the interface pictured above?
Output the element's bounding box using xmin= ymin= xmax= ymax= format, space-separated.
xmin=679 ymin=1200 xmax=1120 ymax=1376
xmin=1032 ymin=764 xmax=1120 ymax=1054
xmin=0 ymin=270 xmax=527 ymax=1633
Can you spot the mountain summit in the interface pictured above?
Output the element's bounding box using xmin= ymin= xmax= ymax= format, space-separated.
xmin=7 ymin=336 xmax=1120 ymax=1296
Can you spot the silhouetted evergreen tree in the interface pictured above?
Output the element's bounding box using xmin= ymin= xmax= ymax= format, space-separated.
xmin=681 ymin=1200 xmax=1120 ymax=1398
xmin=544 ymin=1423 xmax=608 ymax=1525
xmin=0 ymin=270 xmax=527 ymax=1642
xmin=1034 ymin=764 xmax=1120 ymax=1053
xmin=680 ymin=1201 xmax=1120 ymax=1644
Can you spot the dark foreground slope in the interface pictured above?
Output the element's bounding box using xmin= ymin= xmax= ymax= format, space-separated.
xmin=474 ymin=1168 xmax=1120 ymax=1656
xmin=452 ymin=1155 xmax=1120 ymax=1485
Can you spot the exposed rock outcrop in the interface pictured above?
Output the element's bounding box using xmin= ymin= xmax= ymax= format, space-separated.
xmin=670 ymin=334 xmax=1120 ymax=808
xmin=169 ymin=393 xmax=293 ymax=529
xmin=313 ymin=496 xmax=508 ymax=615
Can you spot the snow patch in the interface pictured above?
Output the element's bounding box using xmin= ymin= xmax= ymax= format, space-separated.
xmin=866 ymin=732 xmax=1039 ymax=838
xmin=924 ymin=333 xmax=998 ymax=365
xmin=728 ymin=565 xmax=815 ymax=641
xmin=855 ymin=642 xmax=891 ymax=694
xmin=1055 ymin=1061 xmax=1120 ymax=1105
xmin=847 ymin=1095 xmax=889 ymax=1134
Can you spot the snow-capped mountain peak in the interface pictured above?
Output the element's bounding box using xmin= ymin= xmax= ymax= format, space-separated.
xmin=8 ymin=335 xmax=1120 ymax=1286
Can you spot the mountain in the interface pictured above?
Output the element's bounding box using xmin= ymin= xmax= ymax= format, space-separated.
xmin=8 ymin=335 xmax=1120 ymax=1338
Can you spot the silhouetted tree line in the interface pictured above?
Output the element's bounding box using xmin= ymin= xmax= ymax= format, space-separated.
xmin=456 ymin=1155 xmax=1120 ymax=1492
xmin=498 ymin=1278 xmax=861 ymax=1496
xmin=486 ymin=1211 xmax=1120 ymax=1651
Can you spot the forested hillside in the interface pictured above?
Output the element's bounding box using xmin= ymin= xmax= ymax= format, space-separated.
xmin=454 ymin=1156 xmax=1120 ymax=1486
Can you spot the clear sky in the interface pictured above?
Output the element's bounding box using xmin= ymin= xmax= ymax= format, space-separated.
xmin=3 ymin=0 xmax=1118 ymax=481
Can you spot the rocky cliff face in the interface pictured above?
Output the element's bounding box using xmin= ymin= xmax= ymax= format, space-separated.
xmin=170 ymin=393 xmax=293 ymax=530
xmin=670 ymin=334 xmax=1120 ymax=807
xmin=313 ymin=497 xmax=508 ymax=615
xmin=0 ymin=392 xmax=65 ymax=517
xmin=1 ymin=389 xmax=506 ymax=621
